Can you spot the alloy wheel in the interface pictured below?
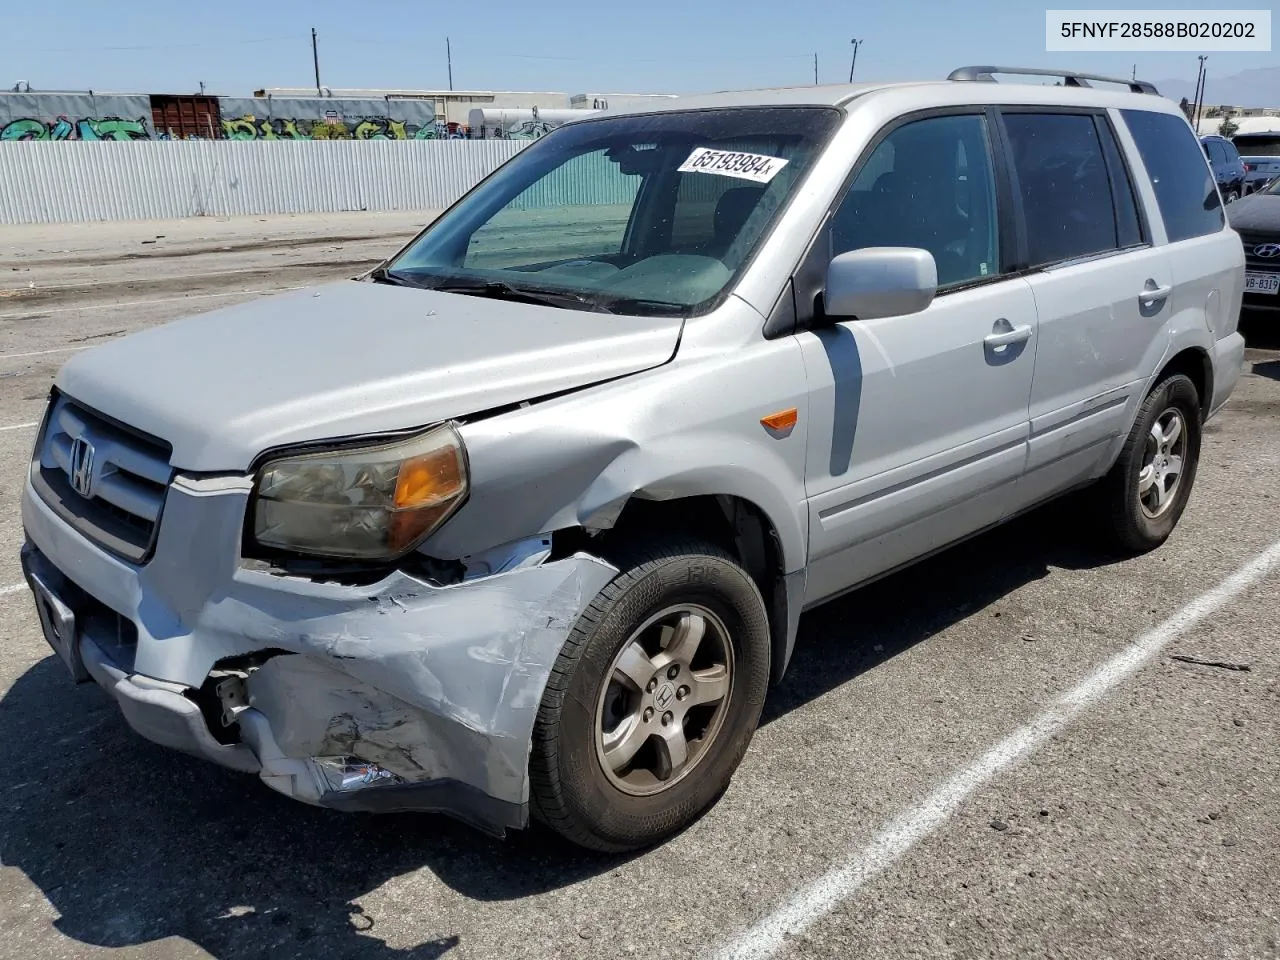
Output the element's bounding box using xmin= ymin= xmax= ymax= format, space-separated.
xmin=1138 ymin=407 xmax=1187 ymax=519
xmin=594 ymin=604 xmax=734 ymax=796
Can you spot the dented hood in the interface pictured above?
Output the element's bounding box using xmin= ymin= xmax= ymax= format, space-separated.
xmin=56 ymin=280 xmax=682 ymax=472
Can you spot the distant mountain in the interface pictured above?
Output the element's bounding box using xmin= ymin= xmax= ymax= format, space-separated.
xmin=1152 ymin=66 xmax=1280 ymax=108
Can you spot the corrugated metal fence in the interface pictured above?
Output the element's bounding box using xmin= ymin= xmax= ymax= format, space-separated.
xmin=0 ymin=140 xmax=533 ymax=224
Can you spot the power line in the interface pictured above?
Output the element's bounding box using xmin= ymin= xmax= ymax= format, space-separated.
xmin=336 ymin=37 xmax=814 ymax=63
xmin=36 ymin=35 xmax=301 ymax=54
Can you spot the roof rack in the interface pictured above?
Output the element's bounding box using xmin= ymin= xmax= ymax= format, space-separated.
xmin=947 ymin=65 xmax=1159 ymax=96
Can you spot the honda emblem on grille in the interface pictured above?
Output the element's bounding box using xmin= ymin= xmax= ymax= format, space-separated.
xmin=1255 ymin=243 xmax=1280 ymax=258
xmin=69 ymin=437 xmax=95 ymax=498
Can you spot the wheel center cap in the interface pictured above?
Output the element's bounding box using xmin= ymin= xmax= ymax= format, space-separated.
xmin=654 ymin=681 xmax=676 ymax=711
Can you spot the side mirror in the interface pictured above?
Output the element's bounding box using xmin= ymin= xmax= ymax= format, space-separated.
xmin=823 ymin=247 xmax=938 ymax=321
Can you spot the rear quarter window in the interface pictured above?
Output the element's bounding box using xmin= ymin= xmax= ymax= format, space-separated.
xmin=1122 ymin=110 xmax=1224 ymax=243
xmin=1234 ymin=135 xmax=1280 ymax=155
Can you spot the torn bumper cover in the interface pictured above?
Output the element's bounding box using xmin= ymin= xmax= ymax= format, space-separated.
xmin=20 ymin=474 xmax=617 ymax=836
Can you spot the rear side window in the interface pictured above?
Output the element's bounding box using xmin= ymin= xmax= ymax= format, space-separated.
xmin=1002 ymin=113 xmax=1127 ymax=267
xmin=1121 ymin=110 xmax=1224 ymax=242
xmin=1233 ymin=134 xmax=1280 ymax=155
xmin=1221 ymin=140 xmax=1241 ymax=163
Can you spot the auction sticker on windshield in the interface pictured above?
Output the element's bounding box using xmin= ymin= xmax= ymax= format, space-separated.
xmin=678 ymin=147 xmax=790 ymax=184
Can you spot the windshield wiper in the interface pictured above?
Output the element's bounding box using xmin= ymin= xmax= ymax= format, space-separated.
xmin=593 ymin=295 xmax=688 ymax=315
xmin=430 ymin=278 xmax=612 ymax=312
xmin=367 ymin=265 xmax=431 ymax=289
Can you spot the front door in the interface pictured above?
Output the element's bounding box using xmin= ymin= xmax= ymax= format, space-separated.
xmin=799 ymin=112 xmax=1037 ymax=605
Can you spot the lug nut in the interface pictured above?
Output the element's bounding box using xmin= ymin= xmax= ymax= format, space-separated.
xmin=661 ymin=711 xmax=674 ymax=726
xmin=643 ymin=707 xmax=654 ymax=722
xmin=646 ymin=678 xmax=658 ymax=693
xmin=667 ymin=664 xmax=680 ymax=680
xmin=676 ymin=685 xmax=690 ymax=701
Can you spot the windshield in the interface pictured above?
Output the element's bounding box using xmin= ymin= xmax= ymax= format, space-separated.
xmin=385 ymin=107 xmax=841 ymax=316
xmin=1235 ymin=134 xmax=1280 ymax=157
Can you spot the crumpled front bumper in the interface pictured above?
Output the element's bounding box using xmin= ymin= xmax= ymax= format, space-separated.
xmin=21 ymin=472 xmax=616 ymax=836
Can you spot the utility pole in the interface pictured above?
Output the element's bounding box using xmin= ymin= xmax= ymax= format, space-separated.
xmin=848 ymin=38 xmax=862 ymax=83
xmin=447 ymin=37 xmax=454 ymax=91
xmin=312 ymin=27 xmax=322 ymax=95
xmin=1191 ymin=60 xmax=1201 ymax=126
xmin=1131 ymin=63 xmax=1136 ymax=81
xmin=814 ymin=52 xmax=818 ymax=85
xmin=1193 ymin=55 xmax=1208 ymax=131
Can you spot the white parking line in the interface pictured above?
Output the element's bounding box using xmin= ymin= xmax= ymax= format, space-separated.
xmin=715 ymin=538 xmax=1280 ymax=960
xmin=0 ymin=421 xmax=37 ymax=432
xmin=0 ymin=345 xmax=89 ymax=361
xmin=1 ymin=582 xmax=27 ymax=597
xmin=0 ymin=285 xmax=305 ymax=322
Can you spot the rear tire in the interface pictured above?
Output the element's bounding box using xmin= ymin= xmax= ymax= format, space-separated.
xmin=529 ymin=538 xmax=771 ymax=852
xmin=1097 ymin=373 xmax=1201 ymax=553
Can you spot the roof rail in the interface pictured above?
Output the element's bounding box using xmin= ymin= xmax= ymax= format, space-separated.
xmin=947 ymin=65 xmax=1159 ymax=95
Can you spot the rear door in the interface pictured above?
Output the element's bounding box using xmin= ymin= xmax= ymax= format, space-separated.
xmin=996 ymin=109 xmax=1173 ymax=509
xmin=1120 ymin=109 xmax=1242 ymax=342
xmin=798 ymin=111 xmax=1038 ymax=603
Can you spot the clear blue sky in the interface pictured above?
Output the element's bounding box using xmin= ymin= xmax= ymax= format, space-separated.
xmin=6 ymin=0 xmax=1277 ymax=96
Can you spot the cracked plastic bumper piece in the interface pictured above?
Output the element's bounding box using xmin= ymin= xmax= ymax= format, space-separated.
xmin=21 ymin=474 xmax=617 ymax=836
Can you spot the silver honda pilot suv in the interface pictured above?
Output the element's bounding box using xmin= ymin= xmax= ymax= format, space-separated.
xmin=20 ymin=67 xmax=1246 ymax=851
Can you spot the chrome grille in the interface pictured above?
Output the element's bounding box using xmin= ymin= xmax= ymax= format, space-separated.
xmin=32 ymin=394 xmax=173 ymax=562
xmin=1239 ymin=232 xmax=1280 ymax=271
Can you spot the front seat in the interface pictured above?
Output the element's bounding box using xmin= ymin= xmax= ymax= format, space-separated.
xmin=705 ymin=186 xmax=766 ymax=259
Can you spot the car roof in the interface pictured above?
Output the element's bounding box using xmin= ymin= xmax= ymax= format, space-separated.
xmin=575 ymin=78 xmax=1182 ymax=121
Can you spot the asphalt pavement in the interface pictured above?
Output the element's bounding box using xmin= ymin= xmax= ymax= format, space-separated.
xmin=1 ymin=213 xmax=1278 ymax=960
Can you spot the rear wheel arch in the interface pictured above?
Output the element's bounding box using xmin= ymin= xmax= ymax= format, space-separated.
xmin=1154 ymin=347 xmax=1212 ymax=420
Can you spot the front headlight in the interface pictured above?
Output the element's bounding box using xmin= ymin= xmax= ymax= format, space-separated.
xmin=252 ymin=424 xmax=468 ymax=560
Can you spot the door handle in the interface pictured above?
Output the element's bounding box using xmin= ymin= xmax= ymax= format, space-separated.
xmin=984 ymin=323 xmax=1033 ymax=348
xmin=1139 ymin=283 xmax=1173 ymax=303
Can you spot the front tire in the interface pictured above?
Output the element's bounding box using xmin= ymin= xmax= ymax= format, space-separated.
xmin=1098 ymin=373 xmax=1201 ymax=553
xmin=529 ymin=539 xmax=771 ymax=852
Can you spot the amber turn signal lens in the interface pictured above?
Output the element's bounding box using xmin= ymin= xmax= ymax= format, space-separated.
xmin=760 ymin=408 xmax=798 ymax=431
xmin=394 ymin=446 xmax=465 ymax=509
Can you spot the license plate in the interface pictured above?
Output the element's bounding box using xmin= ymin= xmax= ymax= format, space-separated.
xmin=26 ymin=570 xmax=90 ymax=682
xmin=1245 ymin=272 xmax=1280 ymax=295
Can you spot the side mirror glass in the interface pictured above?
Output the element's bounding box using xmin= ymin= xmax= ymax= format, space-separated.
xmin=823 ymin=247 xmax=938 ymax=321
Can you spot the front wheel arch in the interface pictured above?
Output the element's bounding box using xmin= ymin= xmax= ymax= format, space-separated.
xmin=582 ymin=492 xmax=800 ymax=683
xmin=528 ymin=537 xmax=772 ymax=851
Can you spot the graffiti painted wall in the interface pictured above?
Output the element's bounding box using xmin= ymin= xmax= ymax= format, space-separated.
xmin=0 ymin=93 xmax=154 ymax=141
xmin=215 ymin=97 xmax=468 ymax=141
xmin=0 ymin=92 xmax=595 ymax=142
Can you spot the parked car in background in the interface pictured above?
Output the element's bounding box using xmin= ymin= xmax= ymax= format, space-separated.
xmin=1232 ymin=131 xmax=1280 ymax=195
xmin=1227 ymin=174 xmax=1280 ymax=311
xmin=20 ymin=66 xmax=1247 ymax=852
xmin=1202 ymin=135 xmax=1246 ymax=201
